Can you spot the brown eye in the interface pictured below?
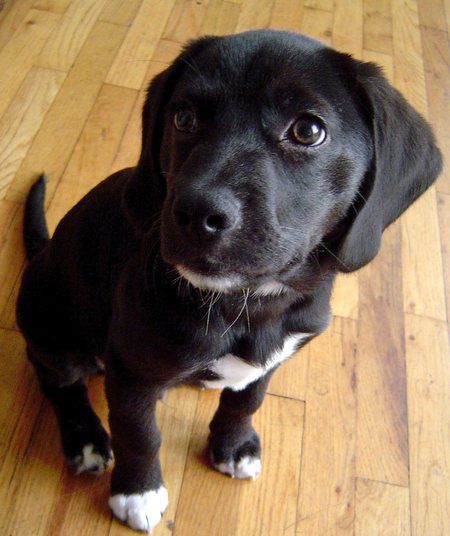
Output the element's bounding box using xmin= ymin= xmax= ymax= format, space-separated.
xmin=291 ymin=117 xmax=326 ymax=146
xmin=174 ymin=109 xmax=197 ymax=132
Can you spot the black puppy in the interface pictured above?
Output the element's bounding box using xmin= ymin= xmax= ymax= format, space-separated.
xmin=17 ymin=30 xmax=441 ymax=532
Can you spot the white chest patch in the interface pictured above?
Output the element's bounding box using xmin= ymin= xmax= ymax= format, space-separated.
xmin=203 ymin=332 xmax=311 ymax=391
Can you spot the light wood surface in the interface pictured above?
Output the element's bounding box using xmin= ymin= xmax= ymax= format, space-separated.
xmin=0 ymin=1 xmax=449 ymax=535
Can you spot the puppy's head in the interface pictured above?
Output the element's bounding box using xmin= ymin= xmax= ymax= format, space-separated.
xmin=125 ymin=31 xmax=441 ymax=294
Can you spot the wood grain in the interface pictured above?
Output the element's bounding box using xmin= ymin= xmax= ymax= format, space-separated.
xmin=392 ymin=0 xmax=447 ymax=321
xmin=200 ymin=0 xmax=241 ymax=36
xmin=6 ymin=20 xmax=128 ymax=205
xmin=106 ymin=0 xmax=175 ymax=90
xmin=301 ymin=6 xmax=333 ymax=45
xmin=174 ymin=391 xmax=304 ymax=536
xmin=363 ymin=0 xmax=393 ymax=55
xmin=421 ymin=25 xmax=450 ymax=195
xmin=0 ymin=2 xmax=448 ymax=534
xmin=355 ymin=478 xmax=410 ymax=536
xmin=0 ymin=8 xmax=60 ymax=120
xmin=437 ymin=192 xmax=450 ymax=324
xmin=235 ymin=0 xmax=274 ymax=32
xmin=0 ymin=66 xmax=65 ymax=198
xmin=333 ymin=0 xmax=363 ymax=56
xmin=36 ymin=0 xmax=108 ymax=71
xmin=405 ymin=314 xmax=450 ymax=536
xmin=99 ymin=0 xmax=143 ymax=27
xmin=355 ymin=222 xmax=409 ymax=485
xmin=51 ymin=83 xmax=137 ymax=209
xmin=297 ymin=317 xmax=357 ymax=534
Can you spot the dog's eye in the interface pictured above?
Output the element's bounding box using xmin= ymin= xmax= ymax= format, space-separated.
xmin=174 ymin=109 xmax=197 ymax=133
xmin=291 ymin=117 xmax=326 ymax=146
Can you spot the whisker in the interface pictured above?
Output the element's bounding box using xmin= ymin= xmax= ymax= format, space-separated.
xmin=319 ymin=241 xmax=349 ymax=270
xmin=221 ymin=288 xmax=250 ymax=337
xmin=244 ymin=288 xmax=251 ymax=332
xmin=204 ymin=291 xmax=222 ymax=335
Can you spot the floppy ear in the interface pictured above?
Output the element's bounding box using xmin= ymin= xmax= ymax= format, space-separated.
xmin=122 ymin=68 xmax=172 ymax=230
xmin=335 ymin=60 xmax=442 ymax=272
xmin=123 ymin=37 xmax=217 ymax=231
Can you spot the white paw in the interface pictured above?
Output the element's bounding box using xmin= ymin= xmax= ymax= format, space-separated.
xmin=72 ymin=443 xmax=112 ymax=474
xmin=109 ymin=486 xmax=169 ymax=532
xmin=214 ymin=455 xmax=261 ymax=480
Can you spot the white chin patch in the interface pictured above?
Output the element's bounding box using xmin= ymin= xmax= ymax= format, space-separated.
xmin=176 ymin=264 xmax=242 ymax=292
xmin=109 ymin=486 xmax=169 ymax=532
xmin=214 ymin=455 xmax=262 ymax=480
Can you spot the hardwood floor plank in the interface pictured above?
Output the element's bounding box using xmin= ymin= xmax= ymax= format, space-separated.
xmin=6 ymin=20 xmax=128 ymax=205
xmin=0 ymin=0 xmax=34 ymax=51
xmin=0 ymin=198 xmax=19 ymax=244
xmin=392 ymin=0 xmax=427 ymax=115
xmin=418 ymin=0 xmax=448 ymax=30
xmin=32 ymin=0 xmax=72 ymax=14
xmin=333 ymin=0 xmax=363 ymax=57
xmin=106 ymin=0 xmax=176 ymax=90
xmin=235 ymin=0 xmax=274 ymax=32
xmin=444 ymin=0 xmax=450 ymax=35
xmin=301 ymin=7 xmax=333 ymax=45
xmin=0 ymin=208 xmax=26 ymax=330
xmin=421 ymin=26 xmax=450 ymax=195
xmin=0 ymin=328 xmax=28 ymax=468
xmin=0 ymin=83 xmax=136 ymax=331
xmin=296 ymin=317 xmax=357 ymax=534
xmin=0 ymin=8 xmax=60 ymax=120
xmin=268 ymin=344 xmax=310 ymax=401
xmin=235 ymin=395 xmax=304 ymax=536
xmin=355 ymin=222 xmax=409 ymax=486
xmin=355 ymin=478 xmax=410 ymax=536
xmin=331 ymin=274 xmax=359 ymax=321
xmin=392 ymin=0 xmax=447 ymax=321
xmin=304 ymin=0 xmax=334 ymax=11
xmin=363 ymin=0 xmax=393 ymax=55
xmin=0 ymin=66 xmax=66 ymax=199
xmin=109 ymin=90 xmax=146 ymax=175
xmin=401 ymin=187 xmax=446 ymax=321
xmin=36 ymin=0 xmax=108 ymax=72
xmin=270 ymin=0 xmax=304 ymax=31
xmin=436 ymin=193 xmax=450 ymax=323
xmin=49 ymin=83 xmax=136 ymax=212
xmin=163 ymin=0 xmax=209 ymax=42
xmin=174 ymin=391 xmax=304 ymax=536
xmin=405 ymin=314 xmax=450 ymax=535
xmin=2 ymin=404 xmax=65 ymax=536
xmin=200 ymin=0 xmax=241 ymax=35
xmin=99 ymin=0 xmax=143 ymax=26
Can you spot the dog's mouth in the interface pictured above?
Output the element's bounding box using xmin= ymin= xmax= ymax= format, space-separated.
xmin=175 ymin=263 xmax=291 ymax=296
xmin=176 ymin=264 xmax=243 ymax=292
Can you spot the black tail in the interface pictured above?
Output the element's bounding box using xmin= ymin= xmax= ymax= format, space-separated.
xmin=24 ymin=174 xmax=50 ymax=260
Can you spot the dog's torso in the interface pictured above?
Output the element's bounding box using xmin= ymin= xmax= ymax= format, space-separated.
xmin=18 ymin=168 xmax=331 ymax=390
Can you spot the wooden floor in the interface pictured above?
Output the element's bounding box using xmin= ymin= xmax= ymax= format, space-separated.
xmin=0 ymin=0 xmax=449 ymax=534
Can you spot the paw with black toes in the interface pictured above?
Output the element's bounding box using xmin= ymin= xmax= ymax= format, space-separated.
xmin=209 ymin=428 xmax=262 ymax=480
xmin=69 ymin=442 xmax=113 ymax=475
xmin=64 ymin=420 xmax=113 ymax=475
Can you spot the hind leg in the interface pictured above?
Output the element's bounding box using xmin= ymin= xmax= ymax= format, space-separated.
xmin=28 ymin=347 xmax=112 ymax=474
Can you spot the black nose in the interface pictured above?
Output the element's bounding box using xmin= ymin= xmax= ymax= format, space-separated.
xmin=173 ymin=190 xmax=240 ymax=240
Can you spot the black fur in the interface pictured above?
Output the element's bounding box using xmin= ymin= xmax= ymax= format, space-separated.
xmin=23 ymin=174 xmax=50 ymax=260
xmin=17 ymin=30 xmax=441 ymax=527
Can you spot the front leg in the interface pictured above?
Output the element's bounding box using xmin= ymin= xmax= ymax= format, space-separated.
xmin=208 ymin=371 xmax=273 ymax=480
xmin=105 ymin=362 xmax=168 ymax=532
